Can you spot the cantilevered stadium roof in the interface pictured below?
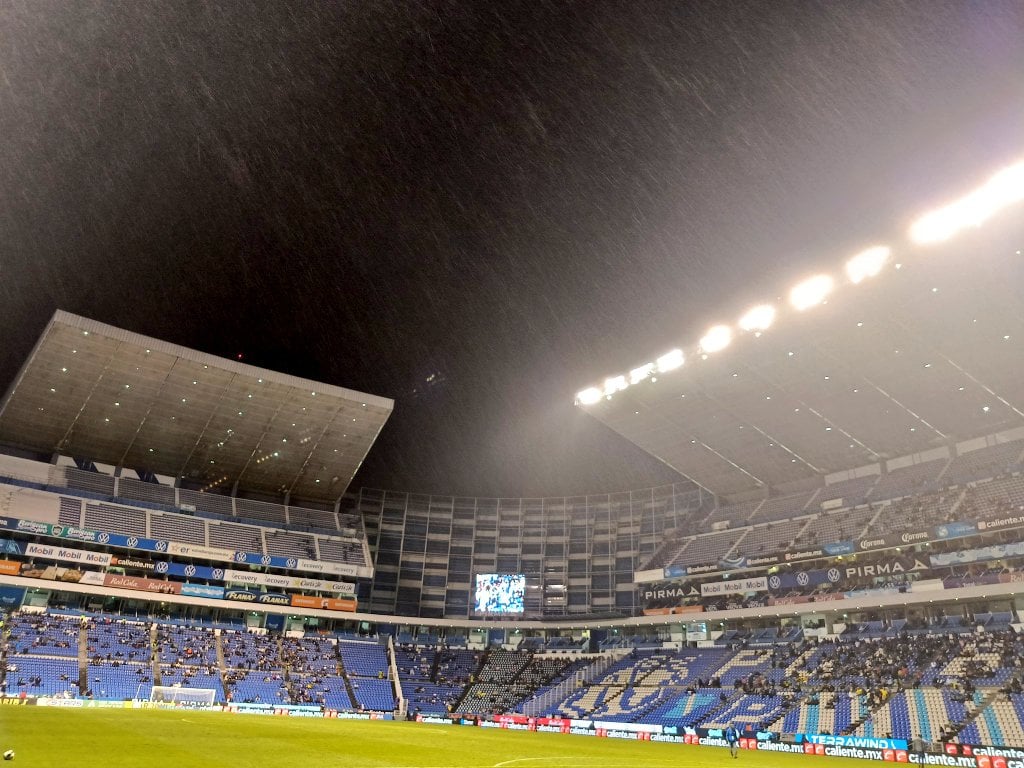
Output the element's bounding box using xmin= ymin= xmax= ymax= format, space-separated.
xmin=0 ymin=311 xmax=393 ymax=501
xmin=577 ymin=231 xmax=1024 ymax=500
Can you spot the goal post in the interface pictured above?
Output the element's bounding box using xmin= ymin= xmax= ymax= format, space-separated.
xmin=149 ymin=686 xmax=218 ymax=707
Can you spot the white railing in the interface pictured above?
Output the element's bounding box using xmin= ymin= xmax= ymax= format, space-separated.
xmin=521 ymin=653 xmax=618 ymax=716
xmin=388 ymin=634 xmax=406 ymax=716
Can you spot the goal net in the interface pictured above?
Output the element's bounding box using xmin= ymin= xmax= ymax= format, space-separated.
xmin=149 ymin=685 xmax=218 ymax=706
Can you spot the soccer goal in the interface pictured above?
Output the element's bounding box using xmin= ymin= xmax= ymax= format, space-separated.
xmin=148 ymin=686 xmax=218 ymax=707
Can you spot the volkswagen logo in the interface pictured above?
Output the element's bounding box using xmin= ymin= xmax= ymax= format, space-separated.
xmin=98 ymin=533 xmax=110 ymax=544
xmin=127 ymin=537 xmax=139 ymax=548
xmin=937 ymin=526 xmax=948 ymax=538
xmin=796 ymin=572 xmax=809 ymax=586
xmin=768 ymin=575 xmax=781 ymax=589
xmin=184 ymin=565 xmax=196 ymax=577
xmin=286 ymin=558 xmax=297 ymax=568
xmin=155 ymin=562 xmax=168 ymax=573
xmin=234 ymin=552 xmax=246 ymax=562
xmin=155 ymin=541 xmax=167 ymax=552
xmin=212 ymin=569 xmax=223 ymax=579
xmin=827 ymin=567 xmax=841 ymax=582
xmin=260 ymin=555 xmax=271 ymax=566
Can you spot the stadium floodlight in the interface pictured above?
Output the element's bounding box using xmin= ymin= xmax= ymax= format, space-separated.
xmin=738 ymin=304 xmax=775 ymax=332
xmin=655 ymin=348 xmax=684 ymax=373
xmin=845 ymin=245 xmax=891 ymax=284
xmin=603 ymin=375 xmax=628 ymax=396
xmin=789 ymin=274 xmax=834 ymax=311
xmin=576 ymin=387 xmax=602 ymax=405
xmin=909 ymin=160 xmax=1024 ymax=245
xmin=629 ymin=362 xmax=655 ymax=385
xmin=699 ymin=325 xmax=732 ymax=354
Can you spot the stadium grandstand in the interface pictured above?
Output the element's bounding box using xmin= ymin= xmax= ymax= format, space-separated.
xmin=1 ymin=162 xmax=1024 ymax=753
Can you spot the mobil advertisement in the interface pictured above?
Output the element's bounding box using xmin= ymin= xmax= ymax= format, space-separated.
xmin=25 ymin=543 xmax=112 ymax=566
xmin=700 ymin=576 xmax=768 ymax=596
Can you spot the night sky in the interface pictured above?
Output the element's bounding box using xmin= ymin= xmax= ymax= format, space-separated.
xmin=1 ymin=1 xmax=1022 ymax=498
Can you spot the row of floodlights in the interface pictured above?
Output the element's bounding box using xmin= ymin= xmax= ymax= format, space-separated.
xmin=576 ymin=158 xmax=1024 ymax=406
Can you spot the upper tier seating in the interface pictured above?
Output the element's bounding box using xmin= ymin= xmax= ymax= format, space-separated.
xmin=941 ymin=440 xmax=1024 ymax=487
xmin=816 ymin=474 xmax=880 ymax=508
xmin=869 ymin=458 xmax=948 ymax=501
xmin=119 ymin=476 xmax=176 ymax=507
xmin=701 ymin=499 xmax=763 ymax=529
xmin=84 ymin=502 xmax=146 ymax=537
xmin=666 ymin=529 xmax=743 ymax=568
xmin=748 ymin=490 xmax=817 ymax=524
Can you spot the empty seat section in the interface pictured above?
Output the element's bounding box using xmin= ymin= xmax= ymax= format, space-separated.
xmin=236 ymin=498 xmax=288 ymax=526
xmin=149 ymin=512 xmax=206 ymax=545
xmin=84 ymin=502 xmax=147 ymax=536
xmin=118 ymin=476 xmax=176 ymax=507
xmin=208 ymin=521 xmax=263 ymax=553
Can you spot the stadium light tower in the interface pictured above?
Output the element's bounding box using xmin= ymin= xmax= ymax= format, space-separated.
xmin=909 ymin=159 xmax=1024 ymax=245
xmin=699 ymin=325 xmax=732 ymax=353
xmin=576 ymin=387 xmax=602 ymax=405
xmin=629 ymin=362 xmax=655 ymax=384
xmin=655 ymin=348 xmax=684 ymax=372
xmin=789 ymin=274 xmax=834 ymax=311
xmin=738 ymin=304 xmax=775 ymax=332
xmin=845 ymin=245 xmax=891 ymax=284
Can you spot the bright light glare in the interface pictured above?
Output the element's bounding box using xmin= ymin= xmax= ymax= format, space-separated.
xmin=603 ymin=375 xmax=628 ymax=396
xmin=789 ymin=274 xmax=834 ymax=311
xmin=656 ymin=349 xmax=684 ymax=372
xmin=846 ymin=245 xmax=891 ymax=284
xmin=909 ymin=160 xmax=1024 ymax=244
xmin=629 ymin=363 xmax=655 ymax=385
xmin=576 ymin=387 xmax=602 ymax=405
xmin=699 ymin=325 xmax=732 ymax=353
xmin=738 ymin=304 xmax=775 ymax=332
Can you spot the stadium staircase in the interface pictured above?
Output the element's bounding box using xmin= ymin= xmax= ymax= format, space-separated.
xmin=77 ymin=623 xmax=88 ymax=694
xmin=846 ymin=693 xmax=892 ymax=736
xmin=950 ymin=689 xmax=1003 ymax=741
xmin=1 ymin=619 xmax=8 ymax=693
xmin=336 ymin=651 xmax=358 ymax=706
xmin=588 ymin=654 xmax=678 ymax=718
xmin=450 ymin=648 xmax=491 ymax=713
xmin=151 ymin=624 xmax=162 ymax=686
xmin=521 ymin=653 xmax=617 ymax=716
xmin=945 ymin=487 xmax=970 ymax=519
xmin=861 ymin=504 xmax=887 ymax=536
xmin=215 ymin=633 xmax=228 ymax=695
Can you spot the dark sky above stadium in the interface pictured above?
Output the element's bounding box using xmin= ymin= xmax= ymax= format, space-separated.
xmin=1 ymin=1 xmax=1022 ymax=498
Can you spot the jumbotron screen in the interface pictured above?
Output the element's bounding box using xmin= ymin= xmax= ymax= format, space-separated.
xmin=473 ymin=573 xmax=526 ymax=614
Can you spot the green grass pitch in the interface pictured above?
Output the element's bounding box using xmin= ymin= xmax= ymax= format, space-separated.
xmin=0 ymin=708 xmax=866 ymax=768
